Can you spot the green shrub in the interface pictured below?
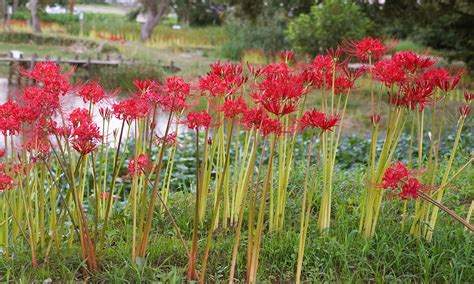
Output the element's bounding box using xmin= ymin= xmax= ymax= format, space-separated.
xmin=220 ymin=14 xmax=290 ymax=60
xmin=288 ymin=0 xmax=372 ymax=55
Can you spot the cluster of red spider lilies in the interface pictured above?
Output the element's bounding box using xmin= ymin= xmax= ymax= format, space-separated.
xmin=0 ymin=36 xmax=472 ymax=282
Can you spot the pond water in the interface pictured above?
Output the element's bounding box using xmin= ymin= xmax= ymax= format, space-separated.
xmin=0 ymin=80 xmax=188 ymax=150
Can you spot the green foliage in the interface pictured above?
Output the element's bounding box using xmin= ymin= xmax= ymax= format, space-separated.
xmin=220 ymin=15 xmax=290 ymax=60
xmin=288 ymin=0 xmax=372 ymax=55
xmin=0 ymin=164 xmax=471 ymax=282
xmin=0 ymin=32 xmax=117 ymax=53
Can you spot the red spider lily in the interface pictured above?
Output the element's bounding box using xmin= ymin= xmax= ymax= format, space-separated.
xmin=112 ymin=98 xmax=150 ymax=121
xmin=100 ymin=192 xmax=111 ymax=200
xmin=128 ymin=154 xmax=149 ymax=176
xmin=254 ymin=69 xmax=306 ymax=116
xmin=300 ymin=109 xmax=341 ymax=132
xmin=24 ymin=139 xmax=51 ymax=156
xmin=157 ymin=132 xmax=177 ymax=146
xmin=99 ymin=107 xmax=113 ymax=121
xmin=400 ymin=81 xmax=434 ymax=111
xmin=22 ymin=61 xmax=72 ymax=97
xmin=199 ymin=62 xmax=246 ymax=97
xmin=184 ymin=110 xmax=212 ymax=130
xmin=260 ymin=116 xmax=282 ymax=137
xmin=0 ymin=149 xmax=5 ymax=158
xmin=399 ymin=177 xmax=425 ymax=200
xmin=199 ymin=74 xmax=227 ymax=97
xmin=241 ymin=107 xmax=265 ymax=129
xmin=459 ymin=105 xmax=471 ymax=117
xmin=155 ymin=76 xmax=191 ymax=112
xmin=221 ymin=97 xmax=248 ymax=118
xmin=69 ymin=108 xmax=91 ymax=127
xmin=0 ymin=100 xmax=22 ymax=135
xmin=326 ymin=47 xmax=344 ymax=63
xmin=370 ymin=114 xmax=382 ymax=125
xmin=78 ymin=81 xmax=108 ymax=104
xmin=422 ymin=68 xmax=464 ymax=92
xmin=280 ymin=50 xmax=295 ymax=63
xmin=306 ymin=55 xmax=334 ymax=89
xmin=21 ymin=85 xmax=61 ymax=117
xmin=392 ymin=51 xmax=435 ymax=75
xmin=69 ymin=108 xmax=102 ymax=155
xmin=330 ymin=76 xmax=353 ymax=96
xmin=134 ymin=79 xmax=156 ymax=93
xmin=342 ymin=37 xmax=388 ymax=61
xmin=372 ymin=59 xmax=406 ymax=87
xmin=381 ymin=161 xmax=410 ymax=190
xmin=0 ymin=174 xmax=13 ymax=191
xmin=342 ymin=64 xmax=365 ymax=86
xmin=463 ymin=90 xmax=473 ymax=103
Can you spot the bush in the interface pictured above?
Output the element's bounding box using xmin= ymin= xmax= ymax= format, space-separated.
xmin=288 ymin=0 xmax=372 ymax=55
xmin=220 ymin=15 xmax=290 ymax=61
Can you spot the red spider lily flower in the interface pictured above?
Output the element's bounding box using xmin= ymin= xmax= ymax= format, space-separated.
xmin=199 ymin=62 xmax=246 ymax=97
xmin=78 ymin=81 xmax=108 ymax=104
xmin=0 ymin=100 xmax=22 ymax=135
xmin=24 ymin=139 xmax=51 ymax=156
xmin=0 ymin=149 xmax=5 ymax=158
xmin=69 ymin=109 xmax=102 ymax=155
xmin=69 ymin=108 xmax=91 ymax=127
xmin=422 ymin=68 xmax=465 ymax=92
xmin=370 ymin=114 xmax=382 ymax=125
xmin=381 ymin=161 xmax=410 ymax=190
xmin=246 ymin=63 xmax=264 ymax=79
xmin=134 ymin=79 xmax=156 ymax=93
xmin=128 ymin=154 xmax=149 ymax=176
xmin=401 ymin=81 xmax=434 ymax=111
xmin=12 ymin=163 xmax=27 ymax=175
xmin=326 ymin=47 xmax=344 ymax=63
xmin=0 ymin=174 xmax=13 ymax=191
xmin=330 ymin=76 xmax=353 ymax=95
xmin=22 ymin=62 xmax=72 ymax=97
xmin=372 ymin=59 xmax=406 ymax=87
xmin=342 ymin=64 xmax=365 ymax=86
xmin=300 ymin=109 xmax=341 ymax=132
xmin=459 ymin=105 xmax=471 ymax=117
xmin=260 ymin=115 xmax=282 ymax=137
xmin=342 ymin=37 xmax=388 ymax=61
xmin=399 ymin=177 xmax=425 ymax=200
xmin=185 ymin=110 xmax=212 ymax=130
xmin=100 ymin=192 xmax=111 ymax=200
xmin=463 ymin=90 xmax=473 ymax=103
xmin=157 ymin=132 xmax=177 ymax=146
xmin=99 ymin=107 xmax=113 ymax=121
xmin=199 ymin=74 xmax=228 ymax=97
xmin=306 ymin=55 xmax=334 ymax=89
xmin=280 ymin=50 xmax=295 ymax=63
xmin=112 ymin=98 xmax=150 ymax=121
xmin=221 ymin=97 xmax=248 ymax=118
xmin=241 ymin=107 xmax=265 ymax=129
xmin=154 ymin=76 xmax=191 ymax=112
xmin=21 ymin=85 xmax=61 ymax=117
xmin=254 ymin=69 xmax=306 ymax=116
xmin=392 ymin=51 xmax=435 ymax=74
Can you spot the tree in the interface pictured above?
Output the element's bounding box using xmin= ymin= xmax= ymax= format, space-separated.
xmin=140 ymin=0 xmax=172 ymax=41
xmin=288 ymin=0 xmax=371 ymax=55
xmin=30 ymin=0 xmax=41 ymax=33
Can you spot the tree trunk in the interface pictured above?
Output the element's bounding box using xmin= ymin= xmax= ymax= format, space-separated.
xmin=69 ymin=0 xmax=75 ymax=14
xmin=30 ymin=0 xmax=41 ymax=33
xmin=140 ymin=12 xmax=160 ymax=41
xmin=139 ymin=0 xmax=171 ymax=42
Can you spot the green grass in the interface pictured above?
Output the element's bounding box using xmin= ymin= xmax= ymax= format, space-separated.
xmin=0 ymin=155 xmax=471 ymax=282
